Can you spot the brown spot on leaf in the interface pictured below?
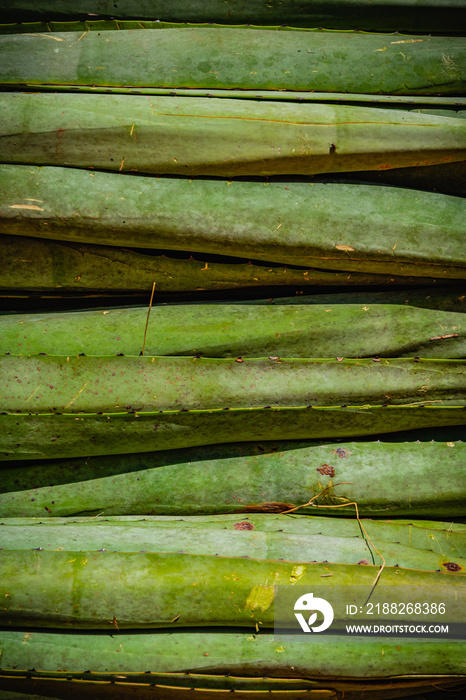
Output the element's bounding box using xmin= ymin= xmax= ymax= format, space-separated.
xmin=234 ymin=521 xmax=255 ymax=531
xmin=443 ymin=562 xmax=463 ymax=572
xmin=358 ymin=560 xmax=370 ymax=565
xmin=317 ymin=464 xmax=335 ymax=477
xmin=333 ymin=448 xmax=349 ymax=458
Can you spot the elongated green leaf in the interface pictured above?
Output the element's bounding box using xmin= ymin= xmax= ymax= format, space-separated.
xmin=1 ymin=96 xmax=465 ymax=179
xmin=1 ymin=518 xmax=465 ymax=573
xmin=1 ymin=294 xmax=464 ymax=358
xmin=2 ymin=676 xmax=454 ymax=700
xmin=3 ymin=235 xmax=440 ymax=293
xmin=1 ymin=1 xmax=466 ymax=33
xmin=238 ymin=288 xmax=466 ymax=310
xmin=1 ymin=438 xmax=464 ymax=518
xmin=1 ymin=356 xmax=464 ymax=460
xmin=1 ymin=28 xmax=465 ymax=94
xmin=1 ymin=166 xmax=465 ymax=278
xmin=0 ymin=670 xmax=331 ymax=700
xmin=0 ymin=546 xmax=464 ymax=628
xmin=3 ymin=355 xmax=464 ymax=414
xmin=4 ymin=407 xmax=464 ymax=462
xmin=2 ymin=514 xmax=465 ymax=554
xmin=0 ymin=629 xmax=464 ymax=685
xmin=9 ymin=82 xmax=466 ymax=106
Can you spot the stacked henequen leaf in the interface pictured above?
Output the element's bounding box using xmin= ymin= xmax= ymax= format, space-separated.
xmin=0 ymin=4 xmax=465 ymax=700
xmin=0 ymin=514 xmax=465 ymax=699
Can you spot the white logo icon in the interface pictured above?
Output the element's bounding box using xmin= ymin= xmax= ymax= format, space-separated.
xmin=294 ymin=592 xmax=334 ymax=633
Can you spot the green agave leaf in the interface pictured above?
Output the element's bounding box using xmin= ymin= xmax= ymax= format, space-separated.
xmin=1 ymin=166 xmax=465 ymax=278
xmin=1 ymin=294 xmax=465 ymax=357
xmin=1 ymin=519 xmax=465 ymax=572
xmin=0 ymin=547 xmax=464 ymax=628
xmin=1 ymin=356 xmax=464 ymax=460
xmin=1 ymin=438 xmax=464 ymax=519
xmin=0 ymin=1 xmax=465 ymax=33
xmin=0 ymin=630 xmax=464 ymax=692
xmin=7 ymin=83 xmax=466 ymax=106
xmin=1 ymin=28 xmax=465 ymax=94
xmin=3 ymin=235 xmax=440 ymax=293
xmin=5 ymin=407 xmax=464 ymax=462
xmin=1 ymin=513 xmax=464 ymax=553
xmin=3 ymin=355 xmax=464 ymax=414
xmin=1 ymin=96 xmax=466 ymax=179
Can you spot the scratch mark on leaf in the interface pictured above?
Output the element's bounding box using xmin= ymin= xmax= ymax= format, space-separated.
xmin=9 ymin=204 xmax=44 ymax=211
xmin=25 ymin=386 xmax=41 ymax=403
xmin=24 ymin=33 xmax=65 ymax=41
xmin=64 ymin=381 xmax=89 ymax=408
